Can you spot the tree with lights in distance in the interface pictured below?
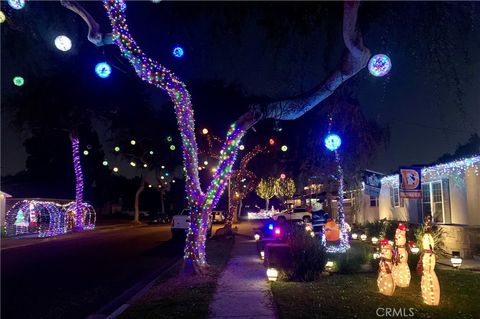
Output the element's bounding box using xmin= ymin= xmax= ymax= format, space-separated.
xmin=61 ymin=0 xmax=370 ymax=271
xmin=256 ymin=177 xmax=277 ymax=211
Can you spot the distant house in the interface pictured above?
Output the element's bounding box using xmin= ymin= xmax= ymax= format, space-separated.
xmin=357 ymin=156 xmax=480 ymax=258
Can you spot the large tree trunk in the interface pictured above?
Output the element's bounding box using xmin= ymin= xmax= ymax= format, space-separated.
xmin=66 ymin=0 xmax=369 ymax=273
xmin=224 ymin=198 xmax=239 ymax=234
xmin=69 ymin=132 xmax=84 ymax=231
xmin=160 ymin=190 xmax=165 ymax=214
xmin=134 ymin=176 xmax=145 ymax=224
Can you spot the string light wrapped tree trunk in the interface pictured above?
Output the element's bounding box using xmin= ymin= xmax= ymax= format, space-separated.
xmin=61 ymin=0 xmax=370 ymax=271
xmin=224 ymin=145 xmax=265 ymax=233
xmin=69 ymin=131 xmax=85 ymax=231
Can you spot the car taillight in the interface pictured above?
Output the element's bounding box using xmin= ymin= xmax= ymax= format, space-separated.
xmin=274 ymin=227 xmax=281 ymax=236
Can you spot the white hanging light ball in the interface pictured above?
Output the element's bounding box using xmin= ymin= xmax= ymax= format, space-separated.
xmin=8 ymin=0 xmax=25 ymax=10
xmin=54 ymin=35 xmax=72 ymax=52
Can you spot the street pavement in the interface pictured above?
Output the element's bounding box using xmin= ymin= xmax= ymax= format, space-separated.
xmin=1 ymin=222 xmax=184 ymax=319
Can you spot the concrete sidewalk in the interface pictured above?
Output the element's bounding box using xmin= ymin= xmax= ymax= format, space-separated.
xmin=209 ymin=235 xmax=276 ymax=319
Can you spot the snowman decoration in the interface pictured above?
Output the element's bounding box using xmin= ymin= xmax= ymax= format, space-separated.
xmin=392 ymin=223 xmax=411 ymax=287
xmin=417 ymin=215 xmax=440 ymax=306
xmin=377 ymin=239 xmax=395 ymax=296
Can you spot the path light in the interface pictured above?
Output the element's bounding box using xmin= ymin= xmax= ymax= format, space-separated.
xmin=254 ymin=233 xmax=260 ymax=241
xmin=352 ymin=233 xmax=358 ymax=240
xmin=54 ymin=35 xmax=72 ymax=52
xmin=373 ymin=252 xmax=381 ymax=259
xmin=450 ymin=252 xmax=462 ymax=269
xmin=310 ymin=231 xmax=315 ymax=238
xmin=266 ymin=268 xmax=278 ymax=281
xmin=360 ymin=234 xmax=367 ymax=241
xmin=260 ymin=251 xmax=265 ymax=260
xmin=371 ymin=237 xmax=379 ymax=244
xmin=325 ymin=260 xmax=335 ymax=272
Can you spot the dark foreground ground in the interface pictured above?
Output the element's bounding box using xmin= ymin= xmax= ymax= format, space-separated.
xmin=1 ymin=223 xmax=184 ymax=319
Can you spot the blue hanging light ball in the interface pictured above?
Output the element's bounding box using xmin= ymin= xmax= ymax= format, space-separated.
xmin=368 ymin=54 xmax=392 ymax=77
xmin=95 ymin=62 xmax=112 ymax=78
xmin=8 ymin=0 xmax=25 ymax=10
xmin=172 ymin=46 xmax=184 ymax=58
xmin=324 ymin=134 xmax=342 ymax=151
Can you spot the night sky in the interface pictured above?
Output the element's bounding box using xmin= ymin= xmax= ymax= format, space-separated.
xmin=2 ymin=1 xmax=480 ymax=179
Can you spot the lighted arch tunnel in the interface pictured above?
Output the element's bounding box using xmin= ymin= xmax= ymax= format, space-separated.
xmin=4 ymin=200 xmax=96 ymax=237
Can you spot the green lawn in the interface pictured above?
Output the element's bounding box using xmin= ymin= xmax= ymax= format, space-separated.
xmin=272 ymin=270 xmax=480 ymax=319
xmin=120 ymin=236 xmax=234 ymax=319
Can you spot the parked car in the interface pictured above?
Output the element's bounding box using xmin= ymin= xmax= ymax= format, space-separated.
xmin=212 ymin=210 xmax=225 ymax=224
xmin=171 ymin=209 xmax=213 ymax=239
xmin=271 ymin=207 xmax=311 ymax=223
xmin=150 ymin=212 xmax=171 ymax=224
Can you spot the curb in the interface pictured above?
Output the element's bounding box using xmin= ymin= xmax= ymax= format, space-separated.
xmin=85 ymin=258 xmax=183 ymax=319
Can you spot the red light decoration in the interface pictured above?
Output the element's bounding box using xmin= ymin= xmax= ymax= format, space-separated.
xmin=269 ymin=138 xmax=275 ymax=145
xmin=280 ymin=173 xmax=286 ymax=179
xmin=274 ymin=227 xmax=281 ymax=236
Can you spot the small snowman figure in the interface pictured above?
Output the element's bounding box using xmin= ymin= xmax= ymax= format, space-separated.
xmin=377 ymin=239 xmax=396 ymax=296
xmin=392 ymin=223 xmax=411 ymax=287
xmin=418 ymin=215 xmax=440 ymax=306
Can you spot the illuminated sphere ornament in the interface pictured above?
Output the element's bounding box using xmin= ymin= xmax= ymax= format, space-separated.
xmin=54 ymin=35 xmax=72 ymax=52
xmin=239 ymin=145 xmax=245 ymax=151
xmin=13 ymin=76 xmax=24 ymax=87
xmin=166 ymin=136 xmax=173 ymax=142
xmin=202 ymin=128 xmax=209 ymax=135
xmin=8 ymin=0 xmax=25 ymax=10
xmin=170 ymin=145 xmax=176 ymax=151
xmin=130 ymin=139 xmax=136 ymax=145
xmin=368 ymin=54 xmax=392 ymax=77
xmin=114 ymin=146 xmax=120 ymax=152
xmin=83 ymin=150 xmax=89 ymax=156
xmin=149 ymin=150 xmax=154 ymax=155
xmin=269 ymin=138 xmax=275 ymax=146
xmin=324 ymin=134 xmax=342 ymax=151
xmin=281 ymin=145 xmax=288 ymax=152
xmin=130 ymin=161 xmax=136 ymax=167
xmin=280 ymin=173 xmax=286 ymax=179
xmin=95 ymin=62 xmax=112 ymax=78
xmin=172 ymin=46 xmax=184 ymax=58
xmin=0 ymin=11 xmax=6 ymax=24
xmin=113 ymin=167 xmax=119 ymax=173
xmin=102 ymin=161 xmax=108 ymax=166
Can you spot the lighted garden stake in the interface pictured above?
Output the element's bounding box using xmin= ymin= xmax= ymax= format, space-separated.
xmin=254 ymin=233 xmax=260 ymax=241
xmin=260 ymin=251 xmax=265 ymax=260
xmin=325 ymin=260 xmax=335 ymax=272
xmin=371 ymin=236 xmax=379 ymax=244
xmin=392 ymin=223 xmax=411 ymax=288
xmin=450 ymin=252 xmax=462 ymax=269
xmin=377 ymin=239 xmax=395 ymax=296
xmin=360 ymin=234 xmax=367 ymax=241
xmin=352 ymin=233 xmax=358 ymax=240
xmin=266 ymin=268 xmax=278 ymax=281
xmin=418 ymin=215 xmax=440 ymax=305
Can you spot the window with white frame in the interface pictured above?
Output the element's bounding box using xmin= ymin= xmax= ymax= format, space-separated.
xmin=421 ymin=179 xmax=451 ymax=224
xmin=390 ymin=187 xmax=401 ymax=207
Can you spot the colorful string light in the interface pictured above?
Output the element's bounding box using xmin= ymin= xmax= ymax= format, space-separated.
xmin=71 ymin=137 xmax=85 ymax=229
xmin=102 ymin=0 xmax=249 ymax=267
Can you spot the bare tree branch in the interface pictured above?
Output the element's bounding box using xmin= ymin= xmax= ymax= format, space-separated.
xmin=250 ymin=1 xmax=371 ymax=121
xmin=60 ymin=0 xmax=113 ymax=46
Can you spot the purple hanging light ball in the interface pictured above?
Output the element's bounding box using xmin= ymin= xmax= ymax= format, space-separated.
xmin=368 ymin=54 xmax=392 ymax=77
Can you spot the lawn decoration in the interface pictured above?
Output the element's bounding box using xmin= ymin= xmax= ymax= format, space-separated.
xmin=377 ymin=239 xmax=395 ymax=296
xmin=392 ymin=223 xmax=411 ymax=287
xmin=324 ymin=219 xmax=340 ymax=242
xmin=418 ymin=215 xmax=440 ymax=306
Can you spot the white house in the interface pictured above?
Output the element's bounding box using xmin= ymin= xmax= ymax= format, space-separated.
xmin=0 ymin=191 xmax=12 ymax=228
xmin=375 ymin=156 xmax=480 ymax=257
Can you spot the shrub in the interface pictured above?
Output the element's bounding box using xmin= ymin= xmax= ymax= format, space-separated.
xmin=286 ymin=225 xmax=326 ymax=281
xmin=413 ymin=224 xmax=447 ymax=256
xmin=365 ymin=218 xmax=391 ymax=238
xmin=329 ymin=247 xmax=370 ymax=274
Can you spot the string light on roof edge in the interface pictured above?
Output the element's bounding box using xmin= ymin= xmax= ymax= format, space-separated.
xmin=8 ymin=0 xmax=25 ymax=10
xmin=95 ymin=62 xmax=112 ymax=78
xmin=368 ymin=54 xmax=392 ymax=77
xmin=54 ymin=35 xmax=72 ymax=52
